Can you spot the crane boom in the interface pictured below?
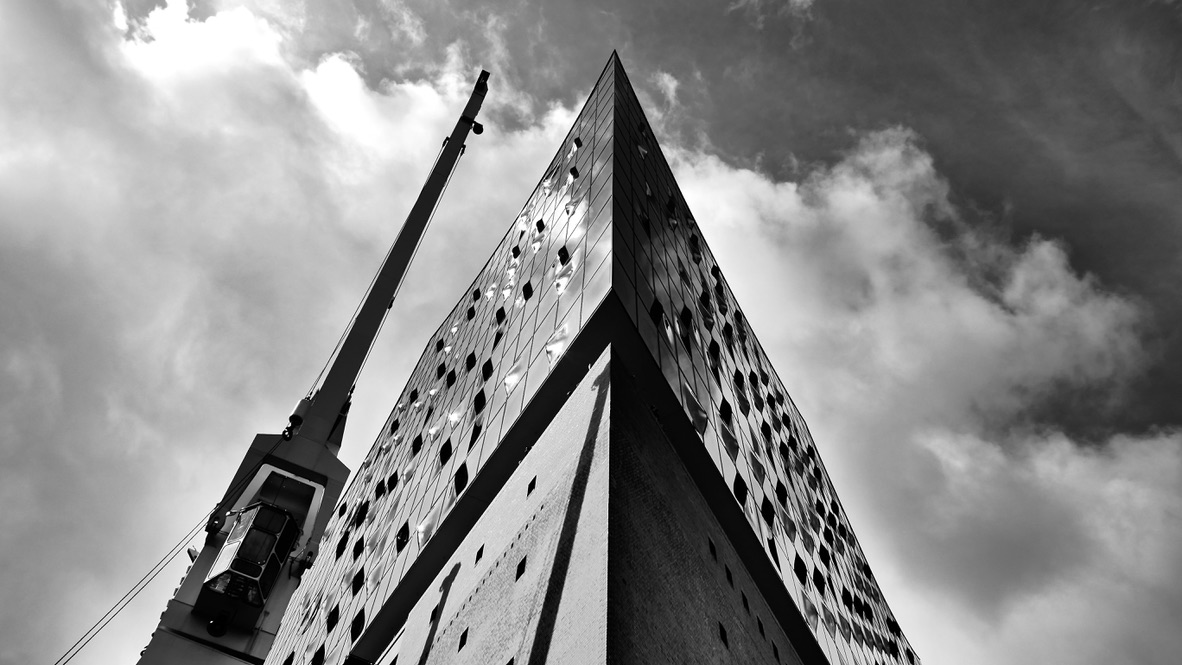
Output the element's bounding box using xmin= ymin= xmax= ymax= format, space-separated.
xmin=298 ymin=69 xmax=490 ymax=445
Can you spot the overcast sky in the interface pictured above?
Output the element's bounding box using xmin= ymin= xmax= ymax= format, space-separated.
xmin=2 ymin=1 xmax=1180 ymax=664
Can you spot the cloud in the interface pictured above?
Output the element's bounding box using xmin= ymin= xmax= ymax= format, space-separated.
xmin=727 ymin=0 xmax=816 ymax=29
xmin=2 ymin=2 xmax=1179 ymax=665
xmin=670 ymin=127 xmax=1182 ymax=664
xmin=0 ymin=1 xmax=575 ymax=662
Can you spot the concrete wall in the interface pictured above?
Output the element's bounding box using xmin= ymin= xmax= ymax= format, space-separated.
xmin=608 ymin=361 xmax=805 ymax=665
xmin=376 ymin=348 xmax=612 ymax=665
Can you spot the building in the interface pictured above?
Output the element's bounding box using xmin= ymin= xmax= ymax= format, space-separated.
xmin=266 ymin=53 xmax=919 ymax=665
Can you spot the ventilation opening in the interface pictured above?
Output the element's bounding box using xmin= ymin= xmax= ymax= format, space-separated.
xmin=516 ymin=556 xmax=527 ymax=580
xmin=439 ymin=439 xmax=452 ymax=466
xmin=454 ymin=463 xmax=468 ymax=494
xmin=326 ymin=605 xmax=339 ymax=632
xmin=396 ymin=522 xmax=410 ymax=552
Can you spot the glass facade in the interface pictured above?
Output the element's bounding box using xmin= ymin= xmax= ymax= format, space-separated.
xmin=608 ymin=59 xmax=917 ymax=665
xmin=267 ymin=59 xmax=617 ymax=665
xmin=266 ymin=54 xmax=917 ymax=665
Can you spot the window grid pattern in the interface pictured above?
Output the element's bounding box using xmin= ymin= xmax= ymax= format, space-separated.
xmin=609 ymin=60 xmax=917 ymax=665
xmin=266 ymin=61 xmax=618 ymax=665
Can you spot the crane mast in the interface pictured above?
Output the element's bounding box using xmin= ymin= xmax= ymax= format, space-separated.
xmin=136 ymin=70 xmax=490 ymax=665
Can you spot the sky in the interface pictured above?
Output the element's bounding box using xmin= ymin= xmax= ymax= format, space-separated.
xmin=1 ymin=0 xmax=1180 ymax=664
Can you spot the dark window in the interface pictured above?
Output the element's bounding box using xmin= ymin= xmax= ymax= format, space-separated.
xmin=435 ymin=339 xmax=445 ymax=352
xmin=336 ymin=532 xmax=349 ymax=559
xmin=466 ymin=306 xmax=476 ymax=321
xmin=436 ymin=363 xmax=446 ymax=379
xmin=389 ymin=419 xmax=399 ymax=435
xmin=411 ymin=434 xmax=423 ymax=455
xmin=527 ymin=476 xmax=537 ymax=496
xmin=352 ymin=567 xmax=364 ymax=595
xmin=439 ymin=439 xmax=452 ymax=466
xmin=482 ymin=359 xmax=494 ymax=381
xmin=725 ymin=565 xmax=733 ymax=587
xmin=742 ymin=592 xmax=749 ymax=613
xmin=794 ymin=555 xmax=808 ymax=585
xmin=474 ymin=390 xmax=486 ymax=414
xmin=516 ymin=556 xmax=527 ymax=580
xmin=396 ymin=522 xmax=409 ymax=552
xmin=719 ymin=399 xmax=732 ymax=424
xmin=493 ymin=330 xmax=503 ymax=348
xmin=353 ymin=537 xmax=363 ymax=560
xmin=446 ymin=369 xmax=456 ymax=387
xmin=758 ymin=617 xmax=765 ymax=637
xmin=453 ymin=461 xmax=469 ymax=494
xmin=475 ymin=545 xmax=484 ymax=564
xmin=338 ymin=502 xmax=347 ymax=518
xmin=522 ymin=281 xmax=533 ymax=301
xmin=718 ymin=622 xmax=729 ymax=648
xmin=732 ymin=475 xmax=748 ymax=506
xmin=536 ymin=219 xmax=546 ymax=233
xmin=282 ymin=653 xmax=294 ymax=665
xmin=761 ymin=497 xmax=775 ymax=528
xmin=708 ymin=538 xmax=717 ymax=561
xmin=375 ymin=479 xmax=386 ymax=500
xmin=557 ymin=246 xmax=570 ymax=265
xmin=310 ymin=646 xmax=325 ymax=665
xmin=458 ymin=628 xmax=468 ymax=651
xmin=326 ymin=605 xmax=339 ymax=632
xmin=466 ymin=352 xmax=477 ymax=371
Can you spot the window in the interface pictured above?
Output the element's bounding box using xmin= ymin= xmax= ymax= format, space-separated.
xmin=352 ymin=567 xmax=364 ymax=595
xmin=475 ymin=544 xmax=484 ymax=564
xmin=527 ymin=476 xmax=537 ymax=496
xmin=732 ymin=475 xmax=748 ymax=506
xmin=557 ymin=246 xmax=570 ymax=265
xmin=458 ymin=628 xmax=468 ymax=651
xmin=353 ymin=537 xmax=364 ymax=560
xmin=482 ymin=359 xmax=494 ymax=381
xmin=718 ymin=622 xmax=729 ymax=648
xmin=446 ymin=369 xmax=456 ymax=387
xmin=466 ymin=352 xmax=477 ymax=371
xmin=708 ymin=538 xmax=717 ymax=561
xmin=496 ymin=307 xmax=506 ymax=324
xmin=454 ymin=462 xmax=468 ymax=493
xmin=725 ymin=565 xmax=733 ymax=587
xmin=522 ymin=281 xmax=533 ymax=301
xmin=396 ymin=522 xmax=410 ymax=552
xmin=474 ymin=390 xmax=486 ymax=414
xmin=326 ymin=605 xmax=339 ymax=632
xmin=440 ymin=439 xmax=452 ymax=466
xmin=761 ymin=498 xmax=775 ymax=528
xmin=336 ymin=532 xmax=349 ymax=559
xmin=310 ymin=645 xmax=325 ymax=665
xmin=516 ymin=556 xmax=527 ymax=580
xmin=758 ymin=617 xmax=765 ymax=637
xmin=741 ymin=591 xmax=749 ymax=613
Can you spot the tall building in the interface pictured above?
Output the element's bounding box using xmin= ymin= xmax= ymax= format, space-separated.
xmin=266 ymin=54 xmax=919 ymax=665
